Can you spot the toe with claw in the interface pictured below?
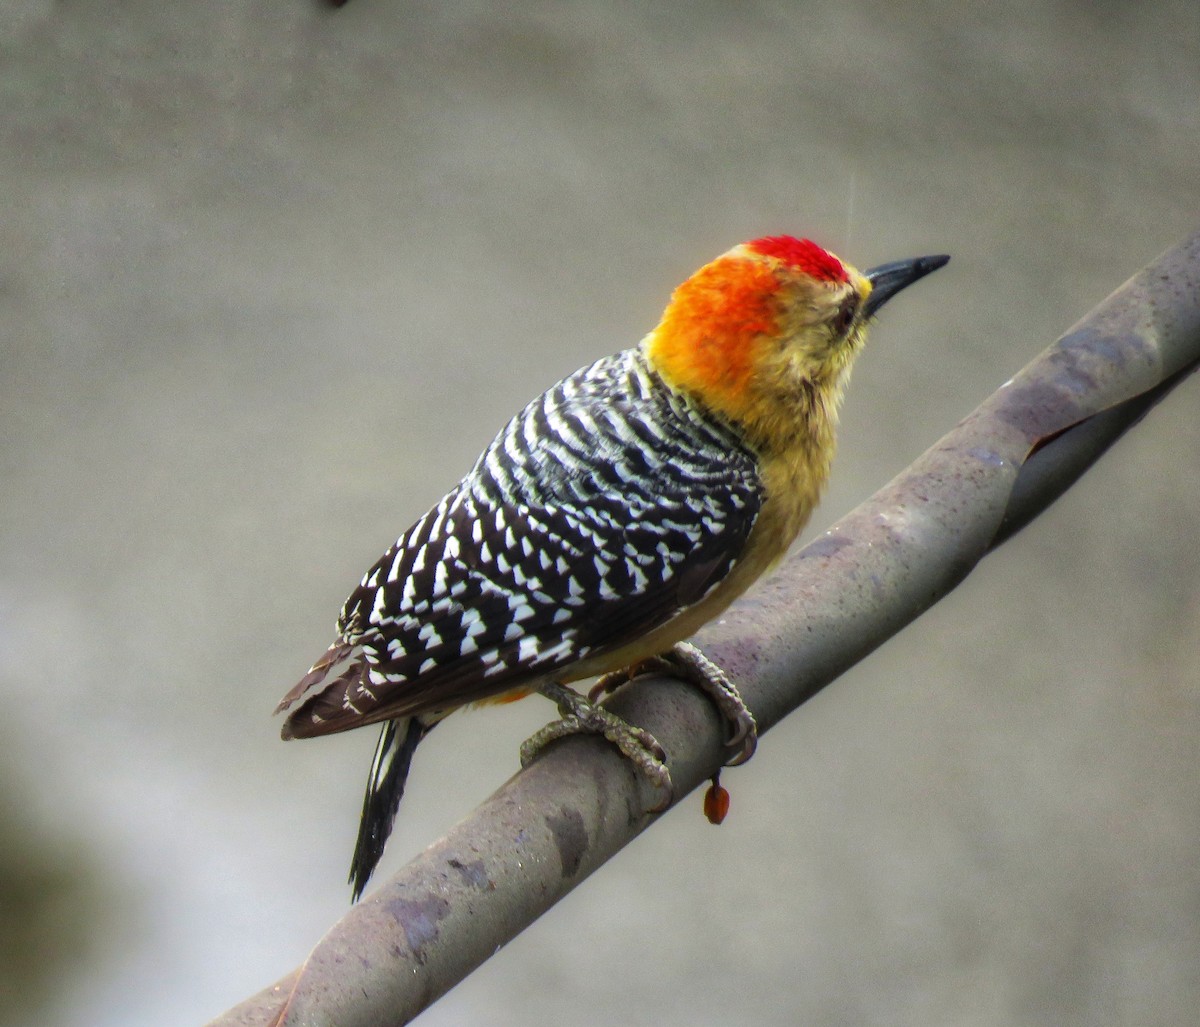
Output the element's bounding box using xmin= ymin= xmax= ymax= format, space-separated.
xmin=663 ymin=642 xmax=758 ymax=766
xmin=590 ymin=642 xmax=758 ymax=767
xmin=522 ymin=680 xmax=673 ymax=810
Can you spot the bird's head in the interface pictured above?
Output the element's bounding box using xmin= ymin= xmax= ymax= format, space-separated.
xmin=643 ymin=235 xmax=948 ymax=451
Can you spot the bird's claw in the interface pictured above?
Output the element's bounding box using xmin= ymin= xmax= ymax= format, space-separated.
xmin=523 ymin=681 xmax=673 ymax=810
xmin=594 ymin=642 xmax=758 ymax=767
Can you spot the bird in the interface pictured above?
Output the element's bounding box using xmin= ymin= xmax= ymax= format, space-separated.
xmin=276 ymin=235 xmax=948 ymax=899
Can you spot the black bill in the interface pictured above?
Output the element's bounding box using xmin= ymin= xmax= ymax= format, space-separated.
xmin=863 ymin=254 xmax=950 ymax=318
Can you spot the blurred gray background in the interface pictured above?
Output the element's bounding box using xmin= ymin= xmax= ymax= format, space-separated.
xmin=2 ymin=1 xmax=1198 ymax=1025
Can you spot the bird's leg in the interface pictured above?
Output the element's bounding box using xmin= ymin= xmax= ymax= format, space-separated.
xmin=587 ymin=656 xmax=674 ymax=702
xmin=521 ymin=681 xmax=673 ymax=809
xmin=590 ymin=641 xmax=758 ymax=767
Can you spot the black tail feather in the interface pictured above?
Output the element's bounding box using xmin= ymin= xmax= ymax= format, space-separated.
xmin=348 ymin=717 xmax=431 ymax=901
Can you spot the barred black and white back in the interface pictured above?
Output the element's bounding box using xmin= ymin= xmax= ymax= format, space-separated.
xmin=277 ymin=348 xmax=764 ymax=896
xmin=279 ymin=349 xmax=763 ymax=734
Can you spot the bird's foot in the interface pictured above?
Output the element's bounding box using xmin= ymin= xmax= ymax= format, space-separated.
xmin=590 ymin=641 xmax=758 ymax=768
xmin=522 ymin=681 xmax=672 ymax=811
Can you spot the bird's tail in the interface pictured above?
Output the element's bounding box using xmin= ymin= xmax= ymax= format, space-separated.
xmin=349 ymin=716 xmax=434 ymax=901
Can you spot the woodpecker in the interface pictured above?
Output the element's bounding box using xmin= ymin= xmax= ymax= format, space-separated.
xmin=277 ymin=235 xmax=948 ymax=899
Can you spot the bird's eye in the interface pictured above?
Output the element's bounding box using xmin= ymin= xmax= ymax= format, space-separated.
xmin=832 ymin=299 xmax=858 ymax=337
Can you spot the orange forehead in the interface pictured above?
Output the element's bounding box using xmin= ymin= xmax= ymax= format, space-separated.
xmin=649 ymin=254 xmax=784 ymax=401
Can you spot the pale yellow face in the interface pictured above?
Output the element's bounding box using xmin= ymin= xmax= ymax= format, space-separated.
xmin=757 ymin=258 xmax=874 ymax=395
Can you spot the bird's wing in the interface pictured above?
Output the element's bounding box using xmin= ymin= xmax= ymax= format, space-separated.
xmin=280 ymin=352 xmax=763 ymax=738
